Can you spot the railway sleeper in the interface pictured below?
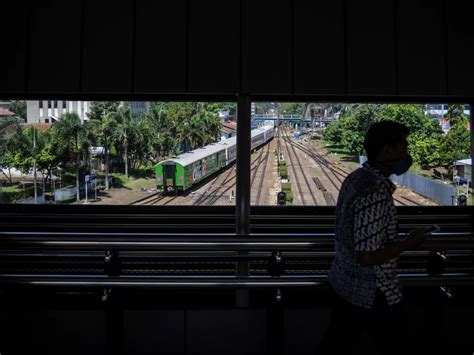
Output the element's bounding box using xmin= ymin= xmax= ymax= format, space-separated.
xmin=312 ymin=177 xmax=327 ymax=192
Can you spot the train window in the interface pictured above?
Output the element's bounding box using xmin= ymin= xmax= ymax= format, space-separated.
xmin=0 ymin=100 xmax=238 ymax=206
xmin=251 ymin=102 xmax=472 ymax=207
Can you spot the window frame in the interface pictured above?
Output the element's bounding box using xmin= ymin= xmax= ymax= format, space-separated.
xmin=1 ymin=93 xmax=473 ymax=235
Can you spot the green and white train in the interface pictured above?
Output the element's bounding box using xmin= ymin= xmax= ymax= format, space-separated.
xmin=155 ymin=126 xmax=274 ymax=192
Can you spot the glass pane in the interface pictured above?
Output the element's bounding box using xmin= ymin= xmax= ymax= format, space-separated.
xmin=0 ymin=100 xmax=237 ymax=205
xmin=251 ymin=102 xmax=472 ymax=207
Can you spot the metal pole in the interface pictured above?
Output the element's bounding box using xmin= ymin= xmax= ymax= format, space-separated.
xmin=33 ymin=125 xmax=38 ymax=204
xmin=470 ymin=103 xmax=474 ymax=206
xmin=85 ymin=176 xmax=88 ymax=204
xmin=277 ymin=112 xmax=280 ymax=161
xmin=236 ymin=94 xmax=251 ymax=308
xmin=236 ymin=95 xmax=251 ymax=235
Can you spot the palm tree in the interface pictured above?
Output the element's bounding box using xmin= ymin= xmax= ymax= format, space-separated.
xmin=126 ymin=118 xmax=146 ymax=171
xmin=52 ymin=113 xmax=86 ymax=202
xmin=88 ymin=112 xmax=119 ymax=190
xmin=115 ymin=104 xmax=133 ymax=178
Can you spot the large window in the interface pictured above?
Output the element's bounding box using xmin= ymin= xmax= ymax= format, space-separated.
xmin=251 ymin=102 xmax=472 ymax=207
xmin=0 ymin=100 xmax=237 ymax=206
xmin=1 ymin=100 xmax=472 ymax=207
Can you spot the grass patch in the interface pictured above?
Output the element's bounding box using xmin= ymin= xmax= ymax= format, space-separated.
xmin=279 ymin=160 xmax=289 ymax=179
xmin=125 ymin=178 xmax=157 ymax=190
xmin=56 ymin=195 xmax=77 ymax=204
xmin=130 ymin=165 xmax=154 ymax=178
xmin=322 ymin=141 xmax=360 ymax=164
xmin=108 ymin=172 xmax=157 ymax=190
xmin=110 ymin=173 xmax=128 ymax=186
xmin=0 ymin=186 xmax=22 ymax=193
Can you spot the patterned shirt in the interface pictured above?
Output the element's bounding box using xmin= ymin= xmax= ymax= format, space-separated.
xmin=328 ymin=162 xmax=405 ymax=309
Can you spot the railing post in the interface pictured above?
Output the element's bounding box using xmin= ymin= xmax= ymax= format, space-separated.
xmin=470 ymin=102 xmax=474 ymax=208
xmin=236 ymin=94 xmax=251 ymax=235
xmin=236 ymin=94 xmax=251 ymax=307
xmin=104 ymin=249 xmax=123 ymax=355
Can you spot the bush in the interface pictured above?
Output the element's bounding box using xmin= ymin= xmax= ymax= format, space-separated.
xmin=285 ymin=191 xmax=293 ymax=203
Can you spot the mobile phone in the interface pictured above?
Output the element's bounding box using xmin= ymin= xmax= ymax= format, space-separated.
xmin=422 ymin=224 xmax=440 ymax=234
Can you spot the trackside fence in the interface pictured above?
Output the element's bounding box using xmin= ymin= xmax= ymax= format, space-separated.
xmin=359 ymin=155 xmax=456 ymax=206
xmin=391 ymin=173 xmax=456 ymax=206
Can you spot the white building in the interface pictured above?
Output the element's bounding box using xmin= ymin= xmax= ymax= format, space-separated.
xmin=0 ymin=101 xmax=11 ymax=109
xmin=26 ymin=100 xmax=90 ymax=124
xmin=425 ymin=104 xmax=470 ymax=119
xmin=455 ymin=158 xmax=472 ymax=181
xmin=129 ymin=101 xmax=150 ymax=117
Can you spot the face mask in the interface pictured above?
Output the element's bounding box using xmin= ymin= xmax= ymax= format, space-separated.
xmin=376 ymin=154 xmax=412 ymax=176
xmin=392 ymin=155 xmax=412 ymax=176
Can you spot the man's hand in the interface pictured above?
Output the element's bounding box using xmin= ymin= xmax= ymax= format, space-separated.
xmin=402 ymin=228 xmax=431 ymax=250
xmin=356 ymin=227 xmax=433 ymax=266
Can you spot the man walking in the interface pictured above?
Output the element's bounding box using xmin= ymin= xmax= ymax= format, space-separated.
xmin=318 ymin=121 xmax=432 ymax=354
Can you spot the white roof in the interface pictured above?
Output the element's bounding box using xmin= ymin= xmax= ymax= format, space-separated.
xmin=455 ymin=158 xmax=472 ymax=166
xmin=162 ymin=126 xmax=272 ymax=167
xmin=164 ymin=143 xmax=226 ymax=166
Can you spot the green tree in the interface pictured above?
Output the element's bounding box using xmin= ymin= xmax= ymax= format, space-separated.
xmin=215 ymin=102 xmax=237 ymax=116
xmin=146 ymin=102 xmax=221 ymax=158
xmin=255 ymin=103 xmax=274 ymax=115
xmin=280 ymin=103 xmax=305 ymax=116
xmin=146 ymin=103 xmax=182 ymax=159
xmin=0 ymin=118 xmax=23 ymax=182
xmin=440 ymin=119 xmax=470 ymax=174
xmin=445 ymin=104 xmax=467 ymax=127
xmin=51 ymin=113 xmax=87 ymax=201
xmin=411 ymin=137 xmax=442 ymax=169
xmin=341 ymin=104 xmax=381 ymax=155
xmin=3 ymin=126 xmax=55 ymax=201
xmin=87 ymin=101 xmax=120 ymax=121
xmin=9 ymin=101 xmax=27 ymax=120
xmin=115 ymin=103 xmax=138 ymax=178
xmin=322 ymin=118 xmax=344 ymax=144
xmin=127 ymin=118 xmax=149 ymax=171
xmin=194 ymin=103 xmax=221 ymax=145
xmin=379 ymin=104 xmax=444 ymax=168
xmin=88 ymin=112 xmax=119 ymax=190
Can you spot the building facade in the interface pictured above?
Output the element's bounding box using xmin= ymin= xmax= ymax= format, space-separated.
xmin=129 ymin=101 xmax=150 ymax=117
xmin=26 ymin=100 xmax=90 ymax=124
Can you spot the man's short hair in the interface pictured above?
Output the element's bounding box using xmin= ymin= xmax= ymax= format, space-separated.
xmin=363 ymin=121 xmax=409 ymax=161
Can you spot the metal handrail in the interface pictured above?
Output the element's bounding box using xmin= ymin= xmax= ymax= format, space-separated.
xmin=1 ymin=231 xmax=473 ymax=250
xmin=0 ymin=274 xmax=472 ymax=288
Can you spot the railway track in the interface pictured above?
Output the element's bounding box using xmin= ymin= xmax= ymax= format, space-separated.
xmin=282 ymin=126 xmax=418 ymax=207
xmin=129 ymin=192 xmax=162 ymax=205
xmin=193 ymin=144 xmax=269 ymax=206
xmin=400 ymin=195 xmax=421 ymax=205
xmin=286 ymin=134 xmax=343 ymax=192
xmin=253 ymin=143 xmax=271 ymax=205
xmin=312 ymin=177 xmax=336 ymax=205
xmin=256 ymin=143 xmax=270 ymax=205
xmin=130 ymin=192 xmax=178 ymax=206
xmin=281 ymin=128 xmax=318 ymax=205
xmin=192 ymin=164 xmax=236 ymax=206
